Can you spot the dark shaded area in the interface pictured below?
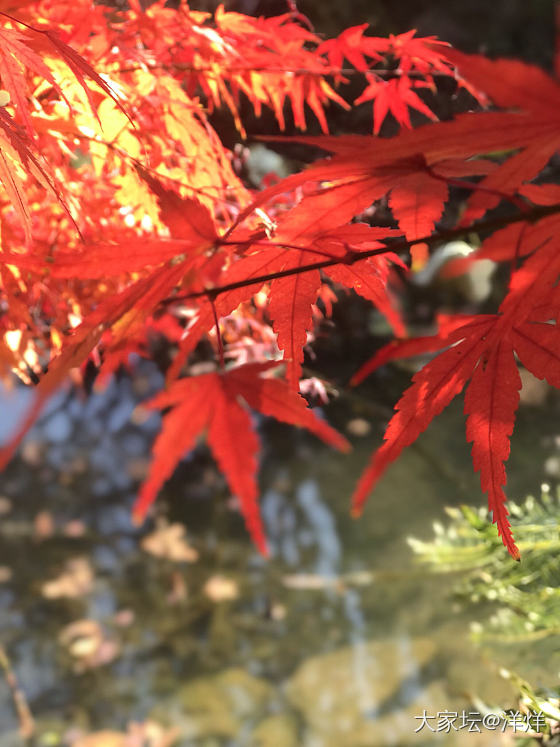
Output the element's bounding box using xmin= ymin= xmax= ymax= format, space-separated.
xmin=194 ymin=0 xmax=554 ymax=67
xmin=304 ymin=0 xmax=553 ymax=66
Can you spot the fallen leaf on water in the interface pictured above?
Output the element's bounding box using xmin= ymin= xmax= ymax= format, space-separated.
xmin=282 ymin=570 xmax=375 ymax=591
xmin=167 ymin=570 xmax=188 ymax=605
xmin=63 ymin=519 xmax=87 ymax=538
xmin=128 ymin=720 xmax=180 ymax=747
xmin=203 ymin=575 xmax=239 ymax=602
xmin=345 ymin=418 xmax=372 ymax=437
xmin=113 ymin=609 xmax=135 ymax=627
xmin=270 ymin=602 xmax=287 ymax=621
xmin=70 ymin=730 xmax=127 ymax=747
xmin=282 ymin=574 xmax=341 ymax=591
xmin=33 ymin=510 xmax=55 ymax=540
xmin=21 ymin=440 xmax=44 ymax=467
xmin=41 ymin=557 xmax=94 ymax=599
xmin=141 ymin=521 xmax=199 ymax=563
xmin=69 ymin=720 xmax=180 ymax=747
xmin=58 ymin=619 xmax=120 ymax=672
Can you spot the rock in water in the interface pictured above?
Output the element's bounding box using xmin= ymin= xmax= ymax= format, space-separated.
xmin=286 ymin=637 xmax=438 ymax=746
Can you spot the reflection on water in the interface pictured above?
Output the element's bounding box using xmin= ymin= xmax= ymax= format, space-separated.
xmin=0 ymin=362 xmax=558 ymax=745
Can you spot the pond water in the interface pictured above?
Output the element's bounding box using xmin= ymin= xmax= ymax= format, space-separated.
xmin=0 ymin=362 xmax=559 ymax=746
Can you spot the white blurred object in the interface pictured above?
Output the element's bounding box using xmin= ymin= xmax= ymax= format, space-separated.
xmin=412 ymin=240 xmax=496 ymax=303
xmin=246 ymin=144 xmax=290 ymax=185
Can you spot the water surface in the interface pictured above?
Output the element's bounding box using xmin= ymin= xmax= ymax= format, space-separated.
xmin=0 ymin=365 xmax=558 ymax=745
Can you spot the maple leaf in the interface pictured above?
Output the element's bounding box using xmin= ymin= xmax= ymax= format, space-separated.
xmin=349 ymin=316 xmax=524 ymax=550
xmin=350 ymin=313 xmax=483 ymax=386
xmin=441 ymin=49 xmax=560 ymax=225
xmin=2 ymin=0 xmax=560 ymax=568
xmin=133 ymin=362 xmax=350 ymax=553
xmin=0 ymin=106 xmax=62 ymax=243
xmin=355 ymin=74 xmax=438 ymax=134
xmin=388 ymin=170 xmax=448 ymax=241
xmin=236 ymin=141 xmax=500 ymax=256
xmin=163 ymin=241 xmax=289 ymax=385
xmin=134 ymin=167 xmax=219 ymax=243
xmin=264 ymin=237 xmax=402 ymax=391
xmin=350 ymin=320 xmax=492 ymax=513
xmin=317 ymin=24 xmax=383 ymax=71
xmin=384 ymin=30 xmax=452 ymax=73
xmin=47 ymin=239 xmax=202 ymax=279
xmin=167 ymin=3 xmax=350 ymax=135
xmin=264 ymin=198 xmax=404 ymax=387
xmin=0 ymin=10 xmax=136 ymax=240
xmin=45 ymin=174 xmax=221 ymax=280
xmin=0 ymin=26 xmax=61 ymax=137
xmin=268 ymin=253 xmax=321 ymax=391
xmin=511 ymin=322 xmax=560 ymax=388
xmin=0 ymin=262 xmax=191 ymax=471
xmin=464 ymin=337 xmax=521 ymax=559
xmin=167 ymin=199 xmax=404 ymax=390
xmin=335 ymin=29 xmax=455 ymax=134
xmin=350 ymin=214 xmax=560 ymax=558
xmin=0 ymin=11 xmax=128 ymax=129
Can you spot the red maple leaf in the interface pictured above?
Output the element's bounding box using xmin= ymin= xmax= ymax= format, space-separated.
xmin=133 ymin=362 xmax=350 ymax=553
xmin=2 ymin=0 xmax=560 ymax=565
xmin=317 ymin=23 xmax=383 ymax=71
xmin=355 ymin=74 xmax=438 ymax=134
xmin=166 ymin=194 xmax=405 ymax=390
xmin=350 ymin=218 xmax=560 ymax=559
xmin=441 ymin=49 xmax=560 ymax=225
xmin=375 ymin=29 xmax=452 ymax=74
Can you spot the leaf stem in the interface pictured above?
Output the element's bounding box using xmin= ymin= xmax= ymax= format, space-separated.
xmin=208 ymin=293 xmax=225 ymax=370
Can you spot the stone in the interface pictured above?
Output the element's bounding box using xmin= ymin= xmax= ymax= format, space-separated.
xmin=285 ymin=637 xmax=517 ymax=746
xmin=251 ymin=713 xmax=299 ymax=747
xmin=286 ymin=637 xmax=437 ymax=746
xmin=153 ymin=668 xmax=273 ymax=741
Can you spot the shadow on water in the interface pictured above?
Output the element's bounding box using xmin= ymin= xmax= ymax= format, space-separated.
xmin=0 ymin=361 xmax=558 ymax=745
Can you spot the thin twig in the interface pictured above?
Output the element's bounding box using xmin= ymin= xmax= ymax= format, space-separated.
xmin=165 ymin=202 xmax=560 ymax=306
xmin=119 ymin=62 xmax=455 ymax=79
xmin=208 ymin=294 xmax=225 ymax=370
xmin=0 ymin=645 xmax=34 ymax=740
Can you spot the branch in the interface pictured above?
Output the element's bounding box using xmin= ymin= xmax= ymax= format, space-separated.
xmin=166 ymin=202 xmax=560 ymax=305
xmin=0 ymin=645 xmax=34 ymax=740
xmin=119 ymin=63 xmax=455 ymax=79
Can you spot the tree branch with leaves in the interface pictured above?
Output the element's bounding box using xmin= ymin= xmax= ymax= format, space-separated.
xmin=0 ymin=0 xmax=558 ymax=559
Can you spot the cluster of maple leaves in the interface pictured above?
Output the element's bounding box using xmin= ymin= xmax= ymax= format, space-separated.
xmin=0 ymin=0 xmax=559 ymax=559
